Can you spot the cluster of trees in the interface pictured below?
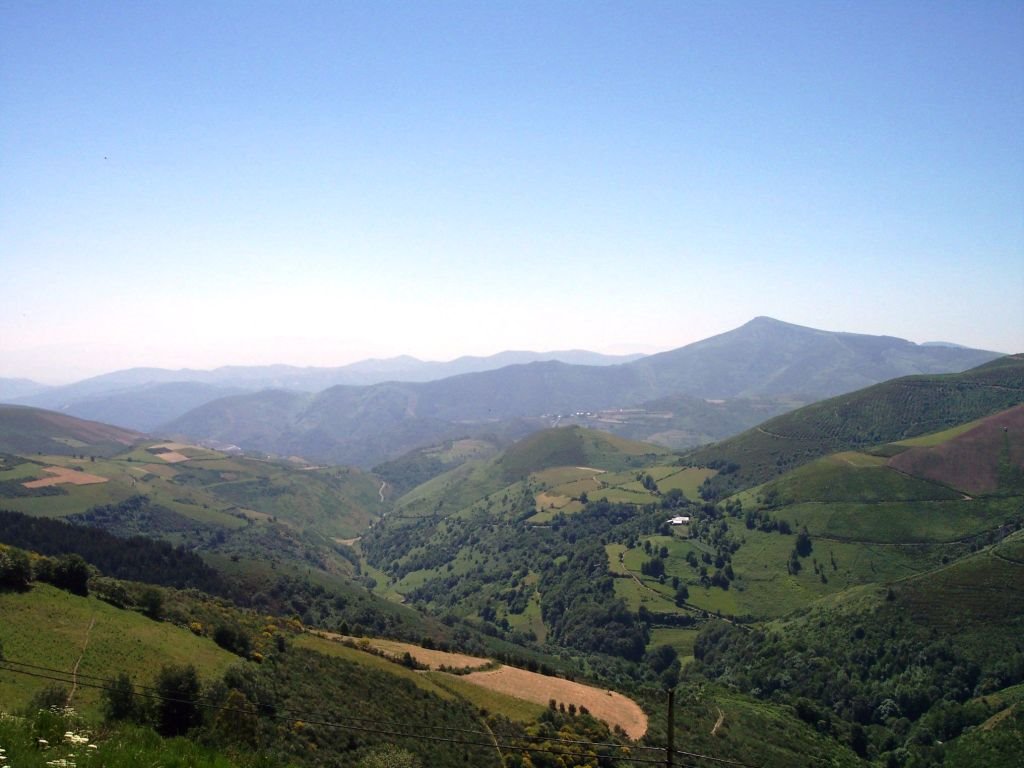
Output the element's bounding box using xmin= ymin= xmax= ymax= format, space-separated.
xmin=0 ymin=509 xmax=228 ymax=593
xmin=687 ymin=602 xmax=1024 ymax=766
xmin=94 ymin=644 xmax=496 ymax=767
xmin=0 ymin=545 xmax=91 ymax=596
xmin=365 ymin=499 xmax=668 ymax=663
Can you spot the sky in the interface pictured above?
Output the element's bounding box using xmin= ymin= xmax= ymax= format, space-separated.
xmin=2 ymin=1 xmax=1022 ymax=384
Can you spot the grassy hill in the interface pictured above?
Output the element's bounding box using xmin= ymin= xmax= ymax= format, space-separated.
xmin=0 ymin=405 xmax=142 ymax=458
xmin=389 ymin=427 xmax=673 ymax=520
xmin=686 ymin=353 xmax=1024 ymax=498
xmin=372 ymin=437 xmax=504 ymax=497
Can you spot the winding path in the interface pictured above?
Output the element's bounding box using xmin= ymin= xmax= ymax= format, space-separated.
xmin=67 ymin=615 xmax=97 ymax=705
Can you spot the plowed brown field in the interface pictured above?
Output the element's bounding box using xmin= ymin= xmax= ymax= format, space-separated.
xmin=23 ymin=467 xmax=109 ymax=488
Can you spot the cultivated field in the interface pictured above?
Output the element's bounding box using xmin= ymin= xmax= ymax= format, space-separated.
xmin=308 ymin=632 xmax=648 ymax=737
xmin=463 ymin=665 xmax=648 ymax=738
xmin=22 ymin=466 xmax=109 ymax=488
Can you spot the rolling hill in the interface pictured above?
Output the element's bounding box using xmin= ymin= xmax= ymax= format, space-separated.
xmin=0 ymin=404 xmax=142 ymax=457
xmin=162 ymin=318 xmax=1003 ymax=467
xmin=686 ymin=353 xmax=1024 ymax=498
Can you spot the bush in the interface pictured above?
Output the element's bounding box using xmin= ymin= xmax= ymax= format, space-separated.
xmin=139 ymin=586 xmax=164 ymax=620
xmin=0 ymin=547 xmax=32 ymax=590
xmin=41 ymin=554 xmax=91 ymax=596
xmin=213 ymin=624 xmax=252 ymax=657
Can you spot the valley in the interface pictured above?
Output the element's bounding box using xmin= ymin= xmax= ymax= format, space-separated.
xmin=1 ymin=342 xmax=1022 ymax=767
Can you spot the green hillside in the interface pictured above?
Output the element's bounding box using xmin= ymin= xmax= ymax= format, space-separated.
xmin=372 ymin=437 xmax=503 ymax=497
xmin=0 ymin=582 xmax=238 ymax=717
xmin=685 ymin=532 xmax=1024 ymax=766
xmin=687 ymin=354 xmax=1024 ymax=498
xmin=0 ymin=575 xmax=500 ymax=767
xmin=0 ymin=405 xmax=142 ymax=458
xmin=391 ymin=426 xmax=672 ymax=520
xmin=0 ymin=436 xmax=384 ymax=561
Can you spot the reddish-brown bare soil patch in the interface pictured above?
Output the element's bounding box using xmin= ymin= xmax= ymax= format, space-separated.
xmin=23 ymin=467 xmax=109 ymax=488
xmin=888 ymin=405 xmax=1024 ymax=495
xmin=155 ymin=451 xmax=190 ymax=463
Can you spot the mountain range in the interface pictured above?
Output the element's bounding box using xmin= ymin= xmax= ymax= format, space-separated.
xmin=160 ymin=317 xmax=1003 ymax=466
xmin=1 ymin=349 xmax=642 ymax=431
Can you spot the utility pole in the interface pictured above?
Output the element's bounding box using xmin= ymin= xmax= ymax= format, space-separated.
xmin=666 ymin=688 xmax=675 ymax=768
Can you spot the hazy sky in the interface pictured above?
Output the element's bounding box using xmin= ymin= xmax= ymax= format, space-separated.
xmin=3 ymin=1 xmax=1022 ymax=383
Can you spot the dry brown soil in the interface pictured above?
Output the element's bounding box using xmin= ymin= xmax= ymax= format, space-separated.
xmin=463 ymin=666 xmax=648 ymax=739
xmin=23 ymin=467 xmax=109 ymax=488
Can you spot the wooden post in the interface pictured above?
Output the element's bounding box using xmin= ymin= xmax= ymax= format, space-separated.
xmin=666 ymin=688 xmax=675 ymax=768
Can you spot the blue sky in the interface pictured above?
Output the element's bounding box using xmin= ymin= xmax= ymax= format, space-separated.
xmin=2 ymin=1 xmax=1022 ymax=383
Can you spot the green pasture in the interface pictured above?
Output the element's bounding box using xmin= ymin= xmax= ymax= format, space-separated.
xmin=531 ymin=466 xmax=601 ymax=487
xmin=0 ymin=483 xmax=135 ymax=518
xmin=613 ymin=575 xmax=679 ymax=614
xmin=750 ymin=455 xmax=962 ymax=504
xmin=292 ymin=633 xmax=452 ymax=698
xmin=790 ymin=497 xmax=1018 ymax=543
xmin=502 ymin=588 xmax=546 ymax=642
xmin=594 ymin=487 xmax=655 ymax=504
xmin=552 ymin=476 xmax=604 ymax=498
xmin=605 ymin=543 xmax=629 ymax=575
xmin=648 ymin=627 xmax=700 ymax=659
xmin=894 ymin=417 xmax=986 ymax=447
xmin=0 ymin=583 xmax=237 ymax=717
xmin=425 ymin=672 xmax=546 ymax=722
xmin=0 ymin=461 xmax=45 ymax=481
xmin=656 ymin=467 xmax=717 ymax=497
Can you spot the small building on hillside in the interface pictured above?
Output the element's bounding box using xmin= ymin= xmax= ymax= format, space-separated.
xmin=667 ymin=516 xmax=690 ymax=526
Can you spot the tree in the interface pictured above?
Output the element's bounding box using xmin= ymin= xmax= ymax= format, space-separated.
xmin=103 ymin=672 xmax=137 ymax=722
xmin=140 ymin=587 xmax=164 ymax=620
xmin=796 ymin=527 xmax=813 ymax=557
xmin=674 ymin=584 xmax=689 ymax=606
xmin=154 ymin=664 xmax=202 ymax=736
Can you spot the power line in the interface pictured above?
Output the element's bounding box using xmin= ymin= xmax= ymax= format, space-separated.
xmin=1 ymin=658 xmax=767 ymax=768
xmin=0 ymin=661 xmax=670 ymax=766
xmin=1 ymin=658 xmax=665 ymax=754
